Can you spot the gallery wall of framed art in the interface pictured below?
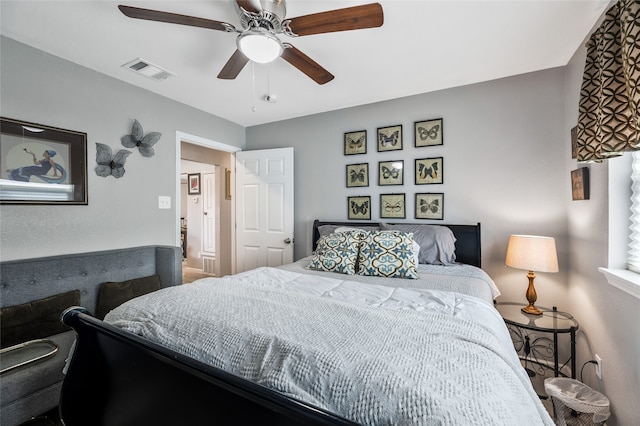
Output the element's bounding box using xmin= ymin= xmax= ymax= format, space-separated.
xmin=342 ymin=117 xmax=446 ymax=221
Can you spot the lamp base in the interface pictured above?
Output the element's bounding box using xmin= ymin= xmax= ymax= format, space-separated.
xmin=521 ymin=304 xmax=542 ymax=315
xmin=522 ymin=271 xmax=543 ymax=315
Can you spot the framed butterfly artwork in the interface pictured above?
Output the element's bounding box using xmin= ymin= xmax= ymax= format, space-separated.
xmin=414 ymin=118 xmax=443 ymax=147
xmin=380 ymin=193 xmax=405 ymax=219
xmin=415 ymin=193 xmax=444 ymax=220
xmin=344 ymin=130 xmax=367 ymax=155
xmin=377 ymin=125 xmax=402 ymax=152
xmin=378 ymin=160 xmax=404 ymax=186
xmin=348 ymin=195 xmax=371 ymax=220
xmin=346 ymin=163 xmax=369 ymax=188
xmin=0 ymin=117 xmax=88 ymax=205
xmin=415 ymin=157 xmax=443 ymax=185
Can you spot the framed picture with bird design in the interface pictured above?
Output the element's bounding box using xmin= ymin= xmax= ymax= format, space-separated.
xmin=415 ymin=157 xmax=443 ymax=185
xmin=378 ymin=160 xmax=403 ymax=186
xmin=415 ymin=193 xmax=444 ymax=220
xmin=346 ymin=163 xmax=369 ymax=187
xmin=348 ymin=195 xmax=371 ymax=220
xmin=380 ymin=193 xmax=405 ymax=219
xmin=344 ymin=130 xmax=367 ymax=155
xmin=414 ymin=118 xmax=443 ymax=147
xmin=377 ymin=125 xmax=403 ymax=152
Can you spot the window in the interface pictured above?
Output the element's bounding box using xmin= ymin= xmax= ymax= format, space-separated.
xmin=629 ymin=152 xmax=640 ymax=273
xmin=600 ymin=152 xmax=640 ymax=299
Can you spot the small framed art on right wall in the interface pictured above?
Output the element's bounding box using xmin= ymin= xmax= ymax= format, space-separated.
xmin=571 ymin=167 xmax=590 ymax=200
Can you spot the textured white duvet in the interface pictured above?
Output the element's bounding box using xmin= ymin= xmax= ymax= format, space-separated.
xmin=279 ymin=256 xmax=501 ymax=303
xmin=106 ymin=267 xmax=552 ymax=425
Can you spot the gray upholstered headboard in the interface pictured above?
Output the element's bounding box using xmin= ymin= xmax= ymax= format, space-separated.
xmin=0 ymin=245 xmax=182 ymax=315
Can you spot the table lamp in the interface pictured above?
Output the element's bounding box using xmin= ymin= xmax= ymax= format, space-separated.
xmin=505 ymin=234 xmax=559 ymax=315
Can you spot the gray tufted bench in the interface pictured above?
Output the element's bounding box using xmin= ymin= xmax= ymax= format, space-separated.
xmin=0 ymin=245 xmax=182 ymax=426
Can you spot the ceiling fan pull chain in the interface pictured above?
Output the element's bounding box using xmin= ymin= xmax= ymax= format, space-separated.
xmin=251 ymin=61 xmax=257 ymax=113
xmin=267 ymin=62 xmax=271 ymax=98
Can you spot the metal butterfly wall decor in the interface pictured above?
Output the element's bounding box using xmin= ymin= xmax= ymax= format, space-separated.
xmin=95 ymin=143 xmax=132 ymax=178
xmin=121 ymin=119 xmax=161 ymax=157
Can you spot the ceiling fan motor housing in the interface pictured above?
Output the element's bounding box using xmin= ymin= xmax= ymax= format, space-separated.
xmin=236 ymin=0 xmax=287 ymax=32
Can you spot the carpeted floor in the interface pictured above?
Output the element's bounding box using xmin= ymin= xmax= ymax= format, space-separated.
xmin=182 ymin=267 xmax=212 ymax=283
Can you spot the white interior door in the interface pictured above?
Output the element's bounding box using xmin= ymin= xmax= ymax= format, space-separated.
xmin=235 ymin=147 xmax=294 ymax=273
xmin=202 ymin=171 xmax=216 ymax=255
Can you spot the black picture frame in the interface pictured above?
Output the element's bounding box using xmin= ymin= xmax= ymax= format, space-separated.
xmin=571 ymin=125 xmax=578 ymax=159
xmin=188 ymin=173 xmax=201 ymax=195
xmin=415 ymin=193 xmax=444 ymax=220
xmin=344 ymin=130 xmax=367 ymax=155
xmin=415 ymin=118 xmax=443 ymax=147
xmin=377 ymin=124 xmax=402 ymax=152
xmin=346 ymin=163 xmax=369 ymax=188
xmin=0 ymin=117 xmax=88 ymax=205
xmin=571 ymin=167 xmax=590 ymax=200
xmin=348 ymin=195 xmax=371 ymax=220
xmin=415 ymin=157 xmax=443 ymax=185
xmin=380 ymin=193 xmax=406 ymax=219
xmin=378 ymin=160 xmax=404 ymax=186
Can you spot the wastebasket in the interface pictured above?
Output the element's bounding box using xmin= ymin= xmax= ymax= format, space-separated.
xmin=544 ymin=378 xmax=610 ymax=426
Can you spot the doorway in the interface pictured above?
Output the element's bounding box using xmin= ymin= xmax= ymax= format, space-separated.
xmin=180 ymin=160 xmax=216 ymax=279
xmin=177 ymin=131 xmax=240 ymax=280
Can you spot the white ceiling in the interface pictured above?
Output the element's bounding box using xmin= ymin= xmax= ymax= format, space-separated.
xmin=1 ymin=1 xmax=609 ymax=127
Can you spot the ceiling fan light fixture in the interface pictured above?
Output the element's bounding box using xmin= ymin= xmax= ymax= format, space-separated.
xmin=237 ymin=31 xmax=283 ymax=64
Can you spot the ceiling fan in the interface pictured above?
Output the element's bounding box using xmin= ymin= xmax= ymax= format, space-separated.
xmin=118 ymin=0 xmax=384 ymax=85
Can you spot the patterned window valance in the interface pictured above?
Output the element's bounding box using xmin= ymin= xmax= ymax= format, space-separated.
xmin=577 ymin=0 xmax=639 ymax=162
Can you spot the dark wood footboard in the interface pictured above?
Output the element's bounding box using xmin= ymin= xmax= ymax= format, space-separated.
xmin=60 ymin=307 xmax=358 ymax=426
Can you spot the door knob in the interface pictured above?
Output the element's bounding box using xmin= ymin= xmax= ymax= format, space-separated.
xmin=284 ymin=238 xmax=292 ymax=244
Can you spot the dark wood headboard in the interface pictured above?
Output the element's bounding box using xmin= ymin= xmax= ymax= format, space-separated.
xmin=312 ymin=220 xmax=482 ymax=268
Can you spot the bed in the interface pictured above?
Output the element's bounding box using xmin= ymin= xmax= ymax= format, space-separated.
xmin=59 ymin=221 xmax=553 ymax=425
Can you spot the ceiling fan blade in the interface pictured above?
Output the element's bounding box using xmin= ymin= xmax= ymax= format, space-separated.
xmin=118 ymin=5 xmax=236 ymax=32
xmin=235 ymin=0 xmax=261 ymax=14
xmin=217 ymin=50 xmax=250 ymax=80
xmin=286 ymin=3 xmax=383 ymax=36
xmin=281 ymin=44 xmax=334 ymax=85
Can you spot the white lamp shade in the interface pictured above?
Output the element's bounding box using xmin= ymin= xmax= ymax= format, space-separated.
xmin=237 ymin=32 xmax=283 ymax=64
xmin=505 ymin=234 xmax=559 ymax=273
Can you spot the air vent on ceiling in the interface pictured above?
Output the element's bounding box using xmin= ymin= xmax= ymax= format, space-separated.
xmin=122 ymin=58 xmax=175 ymax=81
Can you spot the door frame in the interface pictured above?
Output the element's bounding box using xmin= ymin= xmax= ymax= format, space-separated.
xmin=175 ymin=131 xmax=241 ymax=272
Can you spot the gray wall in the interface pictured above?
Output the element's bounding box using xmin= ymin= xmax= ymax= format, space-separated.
xmin=0 ymin=37 xmax=245 ymax=261
xmin=247 ymin=66 xmax=638 ymax=423
xmin=247 ymin=67 xmax=569 ymax=305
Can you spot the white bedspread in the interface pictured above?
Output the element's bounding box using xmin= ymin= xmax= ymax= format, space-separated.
xmin=106 ymin=267 xmax=552 ymax=425
xmin=278 ymin=256 xmax=501 ymax=303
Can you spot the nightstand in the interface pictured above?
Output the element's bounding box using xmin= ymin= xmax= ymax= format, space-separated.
xmin=495 ymin=302 xmax=578 ymax=398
